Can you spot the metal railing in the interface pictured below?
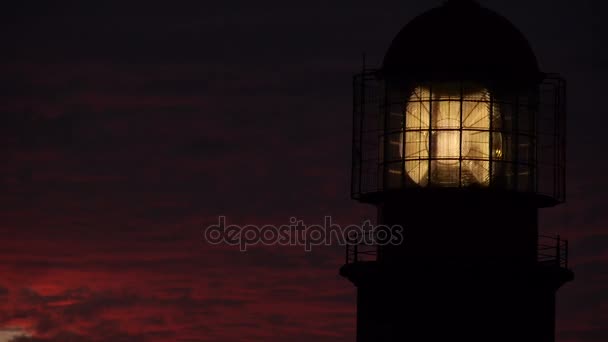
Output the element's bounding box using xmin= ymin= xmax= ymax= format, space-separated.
xmin=345 ymin=242 xmax=377 ymax=264
xmin=345 ymin=234 xmax=569 ymax=269
xmin=538 ymin=234 xmax=569 ymax=269
xmin=344 ymin=230 xmax=379 ymax=264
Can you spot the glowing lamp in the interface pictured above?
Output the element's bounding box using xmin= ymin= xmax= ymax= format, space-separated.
xmin=401 ymin=85 xmax=499 ymax=187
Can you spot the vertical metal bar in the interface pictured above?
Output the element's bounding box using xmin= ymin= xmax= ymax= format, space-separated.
xmin=352 ymin=75 xmax=359 ymax=197
xmin=383 ymin=80 xmax=389 ymax=191
xmin=346 ymin=241 xmax=350 ymax=263
xmin=556 ymin=234 xmax=561 ymax=267
xmin=553 ymin=80 xmax=561 ymax=198
xmin=514 ymin=94 xmax=520 ymax=191
xmin=358 ymin=67 xmax=365 ymax=195
xmin=489 ymin=90 xmax=494 ymax=187
xmin=527 ymin=94 xmax=534 ymax=190
xmin=375 ymin=243 xmax=379 ymax=262
xmin=428 ymin=84 xmax=433 ymax=186
xmin=402 ymin=88 xmax=407 ymax=188
xmin=459 ymin=81 xmax=463 ymax=187
xmin=565 ymin=239 xmax=569 ymax=269
xmin=554 ymin=80 xmax=559 ymax=200
xmin=535 ymin=84 xmax=540 ymax=195
xmin=560 ymin=79 xmax=567 ymax=201
xmin=529 ymin=87 xmax=536 ymax=193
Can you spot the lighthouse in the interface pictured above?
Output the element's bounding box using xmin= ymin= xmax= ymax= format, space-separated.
xmin=341 ymin=1 xmax=573 ymax=341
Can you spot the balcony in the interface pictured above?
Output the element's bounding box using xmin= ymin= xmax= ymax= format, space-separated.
xmin=345 ymin=233 xmax=569 ymax=269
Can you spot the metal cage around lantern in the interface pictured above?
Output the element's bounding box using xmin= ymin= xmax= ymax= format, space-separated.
xmin=351 ymin=69 xmax=566 ymax=206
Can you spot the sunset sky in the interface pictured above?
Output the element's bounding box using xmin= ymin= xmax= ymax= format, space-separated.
xmin=0 ymin=0 xmax=605 ymax=341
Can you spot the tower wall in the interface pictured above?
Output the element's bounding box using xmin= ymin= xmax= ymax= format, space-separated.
xmin=343 ymin=259 xmax=570 ymax=342
xmin=377 ymin=194 xmax=538 ymax=265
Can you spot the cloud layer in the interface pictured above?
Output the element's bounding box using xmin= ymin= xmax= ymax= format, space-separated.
xmin=0 ymin=1 xmax=604 ymax=341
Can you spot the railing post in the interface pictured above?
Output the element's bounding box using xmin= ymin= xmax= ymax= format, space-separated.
xmin=565 ymin=239 xmax=569 ymax=269
xmin=556 ymin=235 xmax=561 ymax=267
xmin=346 ymin=244 xmax=349 ymax=264
xmin=354 ymin=243 xmax=358 ymax=263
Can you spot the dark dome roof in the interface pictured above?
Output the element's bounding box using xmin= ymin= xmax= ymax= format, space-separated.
xmin=382 ymin=0 xmax=541 ymax=84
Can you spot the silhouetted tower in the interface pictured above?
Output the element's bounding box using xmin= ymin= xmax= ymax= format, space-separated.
xmin=341 ymin=1 xmax=573 ymax=341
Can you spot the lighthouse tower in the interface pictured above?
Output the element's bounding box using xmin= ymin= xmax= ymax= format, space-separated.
xmin=341 ymin=1 xmax=573 ymax=341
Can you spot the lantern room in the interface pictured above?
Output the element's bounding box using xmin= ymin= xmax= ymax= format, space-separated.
xmin=351 ymin=0 xmax=565 ymax=207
